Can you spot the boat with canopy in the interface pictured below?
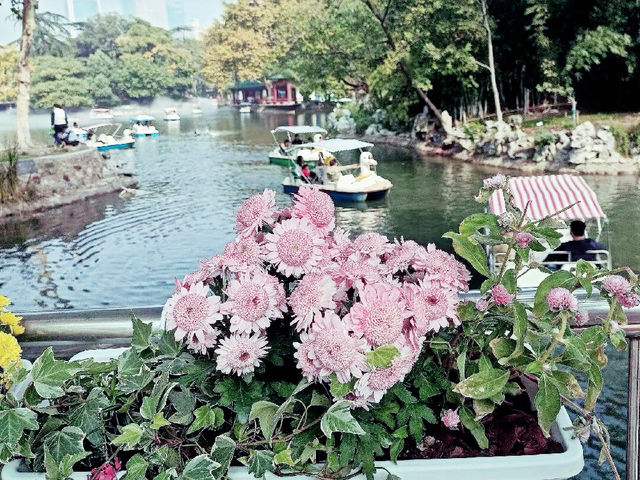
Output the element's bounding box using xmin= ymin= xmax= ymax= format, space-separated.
xmin=269 ymin=125 xmax=328 ymax=165
xmin=282 ymin=138 xmax=392 ymax=202
xmin=487 ymin=175 xmax=610 ymax=287
xmin=130 ymin=115 xmax=159 ymax=137
xmin=85 ymin=123 xmax=135 ymax=151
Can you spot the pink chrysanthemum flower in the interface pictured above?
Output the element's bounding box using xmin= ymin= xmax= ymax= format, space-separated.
xmin=355 ymin=342 xmax=416 ymax=403
xmin=215 ymin=333 xmax=269 ymax=376
xmin=264 ymin=217 xmax=324 ymax=277
xmin=222 ymin=271 xmax=282 ymax=334
xmin=383 ymin=238 xmax=424 ymax=274
xmin=515 ymin=232 xmax=535 ymax=248
xmin=289 ymin=273 xmax=337 ymax=331
xmin=303 ymin=311 xmax=369 ymax=383
xmin=264 ymin=273 xmax=288 ymax=313
xmin=162 ymin=282 xmax=223 ymax=350
xmin=220 ymin=237 xmax=264 ymax=273
xmin=602 ymin=275 xmax=631 ymax=296
xmin=200 ymin=255 xmax=223 ymax=279
xmin=330 ymin=253 xmax=383 ymax=291
xmin=476 ymin=297 xmax=489 ymax=312
xmin=180 ymin=269 xmax=210 ymax=289
xmin=483 ymin=173 xmax=506 ymax=190
xmin=235 ymin=189 xmax=278 ymax=237
xmin=353 ymin=232 xmax=392 ymax=258
xmin=442 ymin=409 xmax=460 ymax=428
xmin=349 ymin=283 xmax=412 ymax=347
xmin=328 ymin=228 xmax=354 ymax=263
xmin=292 ymin=185 xmax=336 ymax=234
xmin=575 ymin=308 xmax=589 ymax=326
xmin=617 ymin=292 xmax=640 ymax=308
xmin=293 ymin=333 xmax=322 ymax=381
xmin=414 ymin=244 xmax=471 ymax=292
xmin=404 ymin=281 xmax=460 ymax=342
xmin=546 ymin=287 xmax=578 ymax=312
xmin=491 ymin=284 xmax=514 ymax=306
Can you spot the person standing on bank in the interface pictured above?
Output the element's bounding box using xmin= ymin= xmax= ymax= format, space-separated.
xmin=51 ymin=104 xmax=68 ymax=144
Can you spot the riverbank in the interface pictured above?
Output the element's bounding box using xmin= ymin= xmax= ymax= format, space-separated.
xmin=0 ymin=147 xmax=137 ymax=223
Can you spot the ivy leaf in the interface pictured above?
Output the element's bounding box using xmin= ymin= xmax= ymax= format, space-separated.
xmin=68 ymin=388 xmax=109 ymax=445
xmin=186 ymin=406 xmax=224 ymax=435
xmin=321 ymin=400 xmax=365 ymax=438
xmin=31 ymin=347 xmax=82 ymax=398
xmin=112 ymin=423 xmax=144 ymax=449
xmin=43 ymin=426 xmax=86 ymax=465
xmin=168 ymin=387 xmax=196 ymax=425
xmin=157 ymin=329 xmax=181 ymax=356
xmin=274 ymin=448 xmax=295 ymax=466
xmin=453 ymin=368 xmax=509 ymax=400
xmin=131 ymin=314 xmax=153 ymax=352
xmin=152 ymin=412 xmax=171 ymax=430
xmin=459 ymin=406 xmax=488 ymax=449
xmin=179 ymin=454 xmax=219 ymax=480
xmin=211 ymin=435 xmax=236 ymax=479
xmin=248 ymin=401 xmax=279 ymax=440
xmin=126 ymin=454 xmax=148 ymax=480
xmin=0 ymin=408 xmax=38 ymax=447
xmin=247 ymin=450 xmax=275 ymax=477
xmin=443 ymin=232 xmax=490 ymax=277
xmin=329 ymin=373 xmax=354 ymax=398
xmin=366 ymin=345 xmax=400 ymax=368
xmin=535 ymin=374 xmax=561 ymax=437
xmin=117 ymin=350 xmax=155 ymax=394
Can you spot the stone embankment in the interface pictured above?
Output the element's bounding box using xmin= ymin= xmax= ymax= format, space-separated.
xmin=0 ymin=147 xmax=137 ymax=222
xmin=336 ymin=106 xmax=640 ymax=175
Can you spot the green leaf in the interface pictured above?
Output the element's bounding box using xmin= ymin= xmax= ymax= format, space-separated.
xmin=125 ymin=454 xmax=148 ymax=480
xmin=321 ymin=400 xmax=365 ymax=438
xmin=366 ymin=344 xmax=400 ymax=368
xmin=31 ymin=348 xmax=82 ymax=398
xmin=152 ymin=412 xmax=171 ymax=430
xmin=0 ymin=408 xmax=38 ymax=447
xmin=247 ymin=450 xmax=274 ymax=478
xmin=112 ymin=423 xmax=144 ymax=449
xmin=168 ymin=387 xmax=196 ymax=425
xmin=501 ymin=302 xmax=528 ymax=364
xmin=585 ymin=362 xmax=603 ymax=411
xmin=117 ymin=350 xmax=155 ymax=394
xmin=459 ymin=213 xmax=501 ymax=237
xmin=550 ymin=370 xmax=585 ymax=398
xmin=610 ymin=330 xmax=627 ymax=350
xmin=68 ymin=388 xmax=109 ymax=445
xmin=131 ymin=314 xmax=153 ymax=352
xmin=473 ymin=399 xmax=496 ymax=420
xmin=329 ymin=373 xmax=354 ymax=398
xmin=397 ymin=403 xmax=436 ymax=442
xmin=186 ymin=406 xmax=224 ymax=435
xmin=43 ymin=426 xmax=85 ymax=465
xmin=535 ymin=374 xmax=561 ymax=437
xmin=248 ymin=401 xmax=279 ymax=440
xmin=489 ymin=337 xmax=516 ymax=360
xmin=157 ymin=329 xmax=181 ymax=356
xmin=309 ymin=390 xmax=331 ymax=408
xmin=503 ymin=269 xmax=517 ymax=294
xmin=453 ymin=368 xmax=509 ymax=400
xmin=561 ymin=337 xmax=592 ymax=372
xmin=180 ymin=454 xmax=219 ymax=480
xmin=533 ymin=270 xmax=576 ymax=316
xmin=443 ymin=232 xmax=490 ymax=277
xmin=459 ymin=406 xmax=488 ymax=449
xmin=274 ymin=448 xmax=295 ymax=466
xmin=211 ymin=435 xmax=236 ymax=479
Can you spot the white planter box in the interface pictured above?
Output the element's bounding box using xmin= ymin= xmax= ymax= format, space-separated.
xmin=2 ymin=349 xmax=584 ymax=480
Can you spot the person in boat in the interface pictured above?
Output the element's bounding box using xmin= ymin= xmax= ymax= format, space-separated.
xmin=281 ymin=138 xmax=291 ymax=153
xmin=66 ymin=122 xmax=86 ymax=146
xmin=51 ymin=104 xmax=68 ymax=145
xmin=296 ymin=156 xmax=312 ymax=181
xmin=292 ymin=134 xmax=303 ymax=145
xmin=545 ymin=220 xmax=606 ymax=265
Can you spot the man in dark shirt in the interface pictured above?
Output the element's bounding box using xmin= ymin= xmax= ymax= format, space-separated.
xmin=291 ymin=134 xmax=303 ymax=145
xmin=546 ymin=220 xmax=606 ymax=263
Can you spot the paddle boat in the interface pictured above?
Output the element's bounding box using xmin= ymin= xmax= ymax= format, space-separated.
xmin=487 ymin=175 xmax=610 ymax=288
xmin=90 ymin=107 xmax=114 ymax=120
xmin=238 ymin=103 xmax=252 ymax=113
xmin=192 ymin=105 xmax=203 ymax=115
xmin=85 ymin=123 xmax=135 ymax=151
xmin=164 ymin=107 xmax=180 ymax=121
xmin=131 ymin=115 xmax=159 ymax=136
xmin=282 ymin=138 xmax=392 ymax=202
xmin=269 ymin=125 xmax=328 ymax=166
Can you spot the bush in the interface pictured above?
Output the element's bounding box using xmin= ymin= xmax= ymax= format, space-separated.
xmin=463 ymin=121 xmax=485 ymax=142
xmin=533 ymin=129 xmax=557 ymax=148
xmin=610 ymin=126 xmax=631 ymax=156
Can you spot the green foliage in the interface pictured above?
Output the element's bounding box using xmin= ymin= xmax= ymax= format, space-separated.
xmin=30 ymin=56 xmax=92 ymax=108
xmin=610 ymin=126 xmax=631 ymax=156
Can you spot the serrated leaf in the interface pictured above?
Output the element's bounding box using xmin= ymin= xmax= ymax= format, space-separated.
xmin=321 ymin=400 xmax=365 ymax=438
xmin=186 ymin=406 xmax=224 ymax=435
xmin=112 ymin=423 xmax=144 ymax=449
xmin=535 ymin=374 xmax=561 ymax=437
xmin=180 ymin=454 xmax=219 ymax=480
xmin=453 ymin=368 xmax=509 ymax=400
xmin=366 ymin=345 xmax=400 ymax=368
xmin=459 ymin=406 xmax=488 ymax=449
xmin=443 ymin=232 xmax=490 ymax=277
xmin=248 ymin=401 xmax=278 ymax=440
xmin=31 ymin=348 xmax=82 ymax=398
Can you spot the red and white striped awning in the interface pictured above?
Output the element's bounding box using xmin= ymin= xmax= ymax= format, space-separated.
xmin=488 ymin=175 xmax=606 ymax=221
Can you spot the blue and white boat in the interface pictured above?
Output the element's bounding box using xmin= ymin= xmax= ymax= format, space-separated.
xmin=131 ymin=115 xmax=159 ymax=137
xmin=282 ymin=139 xmax=392 ymax=202
xmin=85 ymin=123 xmax=135 ymax=151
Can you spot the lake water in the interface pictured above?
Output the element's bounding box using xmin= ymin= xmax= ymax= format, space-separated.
xmin=0 ymin=108 xmax=637 ymax=478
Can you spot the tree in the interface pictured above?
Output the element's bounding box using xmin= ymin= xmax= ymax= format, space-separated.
xmin=114 ymin=53 xmax=169 ymax=101
xmin=32 ymin=12 xmax=72 ymax=56
xmin=15 ymin=0 xmax=36 ymax=151
xmin=477 ymin=0 xmax=502 ymax=122
xmin=30 ymin=56 xmax=91 ymax=108
xmin=0 ymin=44 xmax=18 ymax=102
xmin=73 ymin=13 xmax=132 ymax=58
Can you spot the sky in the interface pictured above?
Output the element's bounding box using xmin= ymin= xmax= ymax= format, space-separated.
xmin=0 ymin=0 xmax=228 ymax=44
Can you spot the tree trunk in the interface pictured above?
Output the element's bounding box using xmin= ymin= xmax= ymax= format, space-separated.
xmin=15 ymin=0 xmax=35 ymax=152
xmin=481 ymin=0 xmax=502 ymax=123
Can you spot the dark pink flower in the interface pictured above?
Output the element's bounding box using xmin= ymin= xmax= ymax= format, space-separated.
xmin=491 ymin=284 xmax=514 ymax=306
xmin=602 ymin=275 xmax=631 ymax=296
xmin=515 ymin=232 xmax=534 ymax=248
xmin=546 ymin=287 xmax=578 ymax=312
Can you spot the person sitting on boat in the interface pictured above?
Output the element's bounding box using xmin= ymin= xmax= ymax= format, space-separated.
xmin=66 ymin=122 xmax=86 ymax=145
xmin=281 ymin=138 xmax=291 ymax=153
xmin=292 ymin=134 xmax=303 ymax=145
xmin=296 ymin=156 xmax=312 ymax=181
xmin=545 ymin=220 xmax=606 ymax=266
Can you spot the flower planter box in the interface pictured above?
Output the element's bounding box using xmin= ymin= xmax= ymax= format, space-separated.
xmin=2 ymin=349 xmax=583 ymax=480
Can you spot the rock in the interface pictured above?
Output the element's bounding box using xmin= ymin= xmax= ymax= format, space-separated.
xmin=412 ymin=113 xmax=433 ymax=140
xmin=596 ymin=127 xmax=616 ymax=150
xmin=372 ymin=109 xmax=387 ymax=124
xmin=441 ymin=110 xmax=453 ymax=133
xmin=568 ymin=148 xmax=598 ymax=165
xmin=364 ymin=124 xmax=381 ymax=136
xmin=507 ymin=114 xmax=523 ymax=126
xmin=335 ymin=115 xmax=355 ymax=134
xmin=378 ymin=128 xmax=396 ymax=137
xmin=572 ymin=121 xmax=596 ymax=140
xmin=458 ymin=138 xmax=475 ymax=152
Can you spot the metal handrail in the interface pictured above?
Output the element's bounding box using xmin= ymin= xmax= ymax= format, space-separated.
xmin=16 ymin=299 xmax=640 ymax=480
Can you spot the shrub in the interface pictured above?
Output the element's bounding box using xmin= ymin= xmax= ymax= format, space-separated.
xmin=610 ymin=126 xmax=631 ymax=156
